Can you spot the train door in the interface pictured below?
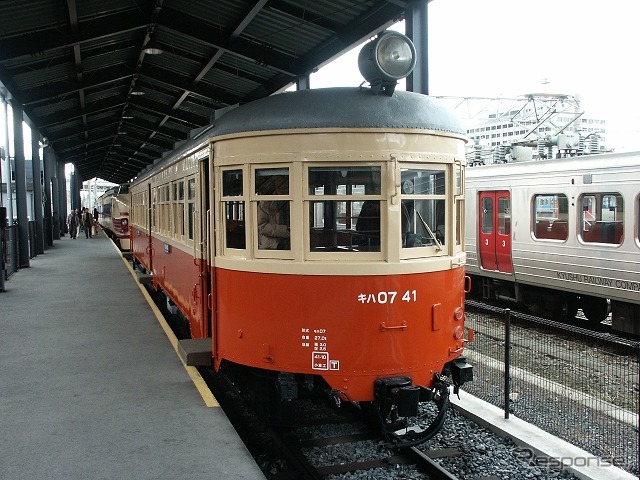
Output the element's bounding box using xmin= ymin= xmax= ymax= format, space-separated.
xmin=478 ymin=190 xmax=513 ymax=273
xmin=206 ymin=151 xmax=218 ymax=366
xmin=195 ymin=157 xmax=210 ymax=338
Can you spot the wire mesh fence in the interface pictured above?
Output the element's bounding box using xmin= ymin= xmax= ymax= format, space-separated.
xmin=463 ymin=299 xmax=640 ymax=476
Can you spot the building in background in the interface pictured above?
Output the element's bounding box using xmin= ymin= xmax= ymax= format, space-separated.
xmin=439 ymin=93 xmax=607 ymax=166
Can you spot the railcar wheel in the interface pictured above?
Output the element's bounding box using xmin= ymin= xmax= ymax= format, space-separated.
xmin=579 ymin=295 xmax=610 ymax=323
xmin=553 ymin=293 xmax=578 ymax=323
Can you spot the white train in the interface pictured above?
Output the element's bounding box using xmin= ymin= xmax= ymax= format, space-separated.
xmin=465 ymin=151 xmax=640 ymax=335
xmin=96 ymin=184 xmax=131 ymax=250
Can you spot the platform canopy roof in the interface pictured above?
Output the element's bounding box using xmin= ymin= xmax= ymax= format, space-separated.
xmin=0 ymin=0 xmax=413 ymax=184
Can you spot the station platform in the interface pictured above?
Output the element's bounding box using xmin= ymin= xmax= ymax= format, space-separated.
xmin=0 ymin=231 xmax=265 ymax=480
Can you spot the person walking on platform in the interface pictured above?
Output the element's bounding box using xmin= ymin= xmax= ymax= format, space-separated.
xmin=93 ymin=207 xmax=99 ymax=234
xmin=68 ymin=209 xmax=79 ymax=239
xmin=82 ymin=208 xmax=93 ymax=239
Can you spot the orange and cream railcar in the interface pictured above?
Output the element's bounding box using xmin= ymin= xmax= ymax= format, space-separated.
xmin=97 ymin=184 xmax=131 ymax=250
xmin=129 ymin=144 xmax=209 ymax=339
xmin=128 ymin=32 xmax=472 ymax=444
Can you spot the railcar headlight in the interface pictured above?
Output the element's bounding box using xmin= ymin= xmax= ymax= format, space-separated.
xmin=358 ymin=31 xmax=416 ymax=96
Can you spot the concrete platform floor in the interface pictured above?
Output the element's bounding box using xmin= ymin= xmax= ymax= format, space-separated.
xmin=0 ymin=232 xmax=264 ymax=479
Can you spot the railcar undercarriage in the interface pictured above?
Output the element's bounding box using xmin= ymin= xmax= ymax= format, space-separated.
xmin=220 ymin=357 xmax=473 ymax=448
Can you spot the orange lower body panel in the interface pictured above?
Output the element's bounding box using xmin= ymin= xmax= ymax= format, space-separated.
xmin=214 ymin=267 xmax=466 ymax=401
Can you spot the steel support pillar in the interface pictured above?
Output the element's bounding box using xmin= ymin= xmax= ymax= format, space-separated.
xmin=57 ymin=160 xmax=67 ymax=236
xmin=50 ymin=153 xmax=60 ymax=240
xmin=11 ymin=102 xmax=30 ymax=268
xmin=31 ymin=133 xmax=44 ymax=254
xmin=405 ymin=0 xmax=429 ymax=95
xmin=42 ymin=146 xmax=54 ymax=247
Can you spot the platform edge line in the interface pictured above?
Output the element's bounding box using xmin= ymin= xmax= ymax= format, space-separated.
xmin=114 ymin=243 xmax=220 ymax=408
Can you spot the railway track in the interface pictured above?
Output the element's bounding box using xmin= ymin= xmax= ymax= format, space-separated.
xmin=149 ymin=281 xmax=582 ymax=479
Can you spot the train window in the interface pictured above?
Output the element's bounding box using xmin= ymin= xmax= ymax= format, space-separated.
xmin=178 ymin=181 xmax=185 ymax=238
xmin=533 ymin=194 xmax=568 ymax=240
xmin=151 ymin=188 xmax=157 ymax=231
xmin=222 ymin=169 xmax=245 ymax=249
xmin=498 ymin=196 xmax=510 ymax=235
xmin=308 ymin=166 xmax=381 ymax=252
xmin=455 ymin=163 xmax=464 ymax=248
xmin=187 ymin=178 xmax=196 ymax=241
xmin=400 ymin=168 xmax=446 ymax=249
xmin=255 ymin=168 xmax=290 ymax=250
xmin=481 ymin=197 xmax=493 ymax=234
xmin=161 ymin=184 xmax=170 ymax=235
xmin=172 ymin=181 xmax=185 ymax=239
xmin=580 ymin=193 xmax=624 ymax=245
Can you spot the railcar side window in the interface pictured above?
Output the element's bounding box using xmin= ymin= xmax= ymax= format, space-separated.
xmin=187 ymin=178 xmax=196 ymax=241
xmin=151 ymin=188 xmax=157 ymax=231
xmin=222 ymin=169 xmax=245 ymax=249
xmin=497 ymin=196 xmax=510 ymax=235
xmin=481 ymin=197 xmax=493 ymax=234
xmin=308 ymin=166 xmax=381 ymax=252
xmin=172 ymin=181 xmax=185 ymax=239
xmin=160 ymin=184 xmax=170 ymax=235
xmin=455 ymin=164 xmax=464 ymax=247
xmin=533 ymin=194 xmax=568 ymax=241
xmin=580 ymin=193 xmax=624 ymax=245
xmin=400 ymin=168 xmax=446 ymax=248
xmin=255 ymin=168 xmax=290 ymax=250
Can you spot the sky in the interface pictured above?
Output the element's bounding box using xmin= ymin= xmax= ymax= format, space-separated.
xmin=309 ymin=0 xmax=640 ymax=152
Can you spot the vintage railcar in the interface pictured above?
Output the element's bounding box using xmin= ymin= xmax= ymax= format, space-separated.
xmin=465 ymin=151 xmax=640 ymax=335
xmin=128 ymin=32 xmax=472 ymax=444
xmin=97 ymin=184 xmax=131 ymax=250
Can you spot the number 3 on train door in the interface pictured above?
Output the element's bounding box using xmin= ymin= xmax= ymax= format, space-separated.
xmin=478 ymin=191 xmax=513 ymax=274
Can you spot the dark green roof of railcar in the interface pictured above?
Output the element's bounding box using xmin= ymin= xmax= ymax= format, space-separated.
xmin=214 ymin=87 xmax=465 ymax=136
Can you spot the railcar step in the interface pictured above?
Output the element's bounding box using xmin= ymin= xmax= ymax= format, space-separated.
xmin=136 ymin=273 xmax=153 ymax=285
xmin=122 ymin=252 xmax=133 ymax=260
xmin=178 ymin=338 xmax=212 ymax=366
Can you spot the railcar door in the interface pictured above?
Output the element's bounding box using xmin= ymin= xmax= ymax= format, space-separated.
xmin=195 ymin=157 xmax=210 ymax=338
xmin=478 ymin=190 xmax=513 ymax=273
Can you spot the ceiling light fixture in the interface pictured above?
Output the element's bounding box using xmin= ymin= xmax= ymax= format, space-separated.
xmin=142 ymin=38 xmax=163 ymax=55
xmin=131 ymin=86 xmax=145 ymax=96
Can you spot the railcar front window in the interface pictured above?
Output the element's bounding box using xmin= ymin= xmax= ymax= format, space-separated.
xmin=401 ymin=168 xmax=446 ymax=248
xmin=222 ymin=169 xmax=245 ymax=249
xmin=308 ymin=166 xmax=381 ymax=252
xmin=580 ymin=193 xmax=624 ymax=244
xmin=255 ymin=168 xmax=290 ymax=250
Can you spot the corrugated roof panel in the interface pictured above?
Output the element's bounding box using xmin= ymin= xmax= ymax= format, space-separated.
xmin=45 ymin=118 xmax=84 ymax=136
xmin=144 ymin=51 xmax=202 ymax=79
xmin=177 ymin=99 xmax=216 ymax=119
xmin=201 ymin=68 xmax=260 ymax=97
xmin=216 ymin=51 xmax=282 ymax=84
xmin=75 ymin=0 xmax=139 ymax=19
xmin=166 ymin=0 xmax=246 ymax=30
xmin=0 ymin=0 xmax=66 ymax=37
xmin=243 ymin=8 xmax=328 ymax=58
xmin=0 ymin=0 xmax=406 ymax=183
xmin=155 ymin=26 xmax=213 ymax=59
xmin=84 ymin=85 xmax=129 ymax=105
xmin=12 ymin=59 xmax=75 ymax=90
xmin=82 ymin=46 xmax=137 ymax=74
xmin=284 ymin=0 xmax=373 ymax=25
